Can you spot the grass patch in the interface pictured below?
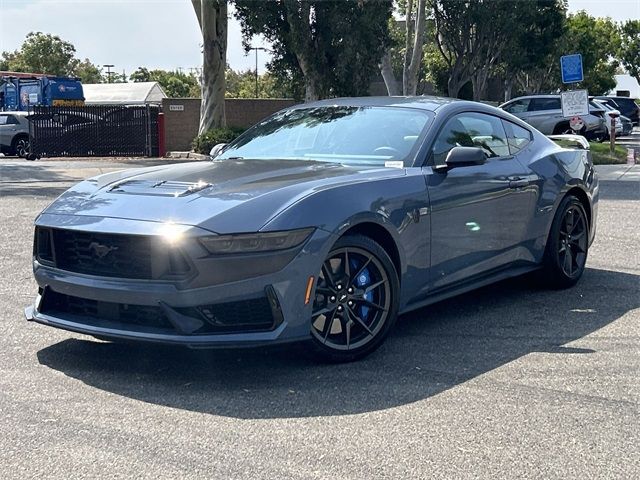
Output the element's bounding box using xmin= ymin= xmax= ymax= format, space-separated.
xmin=589 ymin=141 xmax=630 ymax=165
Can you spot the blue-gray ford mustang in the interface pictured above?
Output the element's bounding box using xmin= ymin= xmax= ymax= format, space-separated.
xmin=26 ymin=97 xmax=598 ymax=361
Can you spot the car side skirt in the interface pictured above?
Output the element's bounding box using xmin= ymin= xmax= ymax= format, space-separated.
xmin=399 ymin=264 xmax=540 ymax=316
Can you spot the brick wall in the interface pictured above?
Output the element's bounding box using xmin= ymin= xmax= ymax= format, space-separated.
xmin=162 ymin=98 xmax=298 ymax=152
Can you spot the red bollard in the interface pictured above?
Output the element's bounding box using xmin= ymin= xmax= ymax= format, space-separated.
xmin=158 ymin=112 xmax=166 ymax=157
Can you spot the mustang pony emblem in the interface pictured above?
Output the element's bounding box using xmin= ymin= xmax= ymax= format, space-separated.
xmin=88 ymin=241 xmax=118 ymax=259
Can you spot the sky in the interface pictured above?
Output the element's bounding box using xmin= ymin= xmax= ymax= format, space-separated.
xmin=0 ymin=0 xmax=638 ymax=77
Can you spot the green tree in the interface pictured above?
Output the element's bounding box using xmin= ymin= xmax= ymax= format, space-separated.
xmin=234 ymin=0 xmax=393 ymax=101
xmin=129 ymin=67 xmax=151 ymax=83
xmin=1 ymin=32 xmax=76 ymax=75
xmin=1 ymin=32 xmax=103 ymax=83
xmin=618 ymin=20 xmax=640 ymax=80
xmin=72 ymin=58 xmax=103 ymax=83
xmin=225 ymin=67 xmax=295 ymax=98
xmin=500 ymin=0 xmax=567 ymax=100
xmin=433 ymin=0 xmax=549 ymax=99
xmin=130 ymin=68 xmax=200 ymax=97
xmin=379 ymin=0 xmax=428 ymax=96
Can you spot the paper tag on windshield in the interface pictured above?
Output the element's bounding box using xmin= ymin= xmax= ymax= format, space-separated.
xmin=384 ymin=161 xmax=404 ymax=169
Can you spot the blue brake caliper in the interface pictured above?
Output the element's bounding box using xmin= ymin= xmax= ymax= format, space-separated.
xmin=351 ymin=258 xmax=373 ymax=320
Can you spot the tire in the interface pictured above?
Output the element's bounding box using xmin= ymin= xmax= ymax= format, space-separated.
xmin=553 ymin=123 xmax=571 ymax=135
xmin=309 ymin=234 xmax=400 ymax=362
xmin=553 ymin=121 xmax=587 ymax=137
xmin=12 ymin=135 xmax=30 ymax=158
xmin=541 ymin=195 xmax=589 ymax=289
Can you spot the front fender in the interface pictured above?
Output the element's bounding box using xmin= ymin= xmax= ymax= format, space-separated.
xmin=262 ymin=171 xmax=432 ymax=308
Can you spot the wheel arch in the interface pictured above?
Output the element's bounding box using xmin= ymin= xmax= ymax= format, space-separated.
xmin=564 ymin=186 xmax=592 ymax=231
xmin=11 ymin=132 xmax=29 ymax=145
xmin=339 ymin=221 xmax=403 ymax=283
xmin=552 ymin=121 xmax=570 ymax=135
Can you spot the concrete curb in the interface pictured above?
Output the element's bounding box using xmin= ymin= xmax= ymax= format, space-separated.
xmin=166 ymin=151 xmax=209 ymax=160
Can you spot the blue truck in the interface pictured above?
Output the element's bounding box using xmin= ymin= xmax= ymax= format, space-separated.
xmin=0 ymin=76 xmax=85 ymax=111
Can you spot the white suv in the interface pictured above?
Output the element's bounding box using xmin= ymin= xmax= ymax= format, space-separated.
xmin=0 ymin=111 xmax=30 ymax=157
xmin=500 ymin=95 xmax=607 ymax=140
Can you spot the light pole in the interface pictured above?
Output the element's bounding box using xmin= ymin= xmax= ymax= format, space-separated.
xmin=103 ymin=64 xmax=114 ymax=83
xmin=247 ymin=47 xmax=270 ymax=98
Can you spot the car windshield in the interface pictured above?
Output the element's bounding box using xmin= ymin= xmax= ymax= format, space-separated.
xmin=217 ymin=106 xmax=432 ymax=166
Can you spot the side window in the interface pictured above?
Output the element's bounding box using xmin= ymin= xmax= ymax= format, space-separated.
xmin=432 ymin=112 xmax=510 ymax=165
xmin=529 ymin=98 xmax=561 ymax=111
xmin=0 ymin=115 xmax=8 ymax=125
xmin=503 ymin=99 xmax=530 ymax=114
xmin=503 ymin=120 xmax=532 ymax=154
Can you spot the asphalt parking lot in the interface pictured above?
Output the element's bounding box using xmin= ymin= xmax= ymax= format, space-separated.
xmin=0 ymin=158 xmax=638 ymax=479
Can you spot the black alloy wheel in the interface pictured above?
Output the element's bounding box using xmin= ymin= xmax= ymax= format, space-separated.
xmin=14 ymin=136 xmax=31 ymax=159
xmin=310 ymin=234 xmax=399 ymax=362
xmin=542 ymin=195 xmax=589 ymax=288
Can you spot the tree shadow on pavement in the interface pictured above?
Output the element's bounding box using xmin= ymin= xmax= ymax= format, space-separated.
xmin=37 ymin=267 xmax=639 ymax=419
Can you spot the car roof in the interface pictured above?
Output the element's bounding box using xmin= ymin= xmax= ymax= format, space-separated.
xmin=505 ymin=94 xmax=560 ymax=101
xmin=596 ymin=95 xmax=634 ymax=100
xmin=0 ymin=111 xmax=29 ymax=116
xmin=294 ymin=95 xmax=464 ymax=112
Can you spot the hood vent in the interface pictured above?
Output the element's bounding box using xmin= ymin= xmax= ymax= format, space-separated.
xmin=106 ymin=179 xmax=212 ymax=197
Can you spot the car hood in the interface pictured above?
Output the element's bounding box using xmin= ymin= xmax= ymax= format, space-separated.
xmin=41 ymin=159 xmax=406 ymax=234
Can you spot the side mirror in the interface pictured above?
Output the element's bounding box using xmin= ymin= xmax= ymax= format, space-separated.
xmin=436 ymin=146 xmax=487 ymax=170
xmin=209 ymin=143 xmax=228 ymax=158
xmin=608 ymin=110 xmax=621 ymax=118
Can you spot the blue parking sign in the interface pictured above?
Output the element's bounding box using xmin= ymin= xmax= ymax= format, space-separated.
xmin=560 ymin=54 xmax=584 ymax=83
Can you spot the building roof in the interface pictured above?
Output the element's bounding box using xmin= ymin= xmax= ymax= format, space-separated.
xmin=82 ymin=82 xmax=167 ymax=105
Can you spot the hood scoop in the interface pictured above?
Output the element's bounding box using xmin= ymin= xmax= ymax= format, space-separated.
xmin=106 ymin=179 xmax=212 ymax=197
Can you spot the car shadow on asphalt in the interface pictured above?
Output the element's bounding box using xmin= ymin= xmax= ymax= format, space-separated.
xmin=37 ymin=267 xmax=638 ymax=419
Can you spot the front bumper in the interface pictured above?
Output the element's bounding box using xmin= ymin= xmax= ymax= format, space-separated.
xmin=27 ymin=215 xmax=335 ymax=348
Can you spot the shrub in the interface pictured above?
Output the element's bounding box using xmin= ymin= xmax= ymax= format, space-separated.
xmin=192 ymin=126 xmax=245 ymax=154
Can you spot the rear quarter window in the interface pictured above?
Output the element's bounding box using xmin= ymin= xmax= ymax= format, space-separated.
xmin=502 ymin=120 xmax=532 ymax=154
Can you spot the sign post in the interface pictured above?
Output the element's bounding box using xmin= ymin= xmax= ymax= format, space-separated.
xmin=560 ymin=55 xmax=587 ymax=135
xmin=610 ymin=117 xmax=616 ymax=155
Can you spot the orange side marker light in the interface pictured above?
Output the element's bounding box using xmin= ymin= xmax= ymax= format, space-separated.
xmin=304 ymin=276 xmax=315 ymax=305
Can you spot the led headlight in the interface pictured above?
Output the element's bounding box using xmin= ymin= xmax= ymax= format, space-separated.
xmin=199 ymin=228 xmax=314 ymax=255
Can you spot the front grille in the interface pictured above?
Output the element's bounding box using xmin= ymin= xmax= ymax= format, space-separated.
xmin=51 ymin=229 xmax=153 ymax=279
xmin=35 ymin=227 xmax=191 ymax=280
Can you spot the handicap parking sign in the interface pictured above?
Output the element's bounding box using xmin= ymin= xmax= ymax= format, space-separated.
xmin=560 ymin=54 xmax=584 ymax=83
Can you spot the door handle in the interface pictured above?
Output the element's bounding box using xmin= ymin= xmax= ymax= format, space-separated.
xmin=508 ymin=177 xmax=529 ymax=189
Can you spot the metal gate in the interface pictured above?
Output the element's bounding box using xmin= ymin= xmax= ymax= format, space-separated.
xmin=29 ymin=105 xmax=159 ymax=157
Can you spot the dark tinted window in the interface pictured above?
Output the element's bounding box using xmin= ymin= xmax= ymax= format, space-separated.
xmin=0 ymin=115 xmax=18 ymax=125
xmin=432 ymin=112 xmax=510 ymax=165
xmin=503 ymin=120 xmax=532 ymax=154
xmin=503 ymin=99 xmax=530 ymax=114
xmin=611 ymin=98 xmax=635 ymax=109
xmin=529 ymin=98 xmax=561 ymax=111
xmin=219 ymin=106 xmax=432 ymax=166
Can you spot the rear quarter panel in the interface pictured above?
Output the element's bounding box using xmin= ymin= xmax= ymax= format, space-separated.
xmin=520 ymin=135 xmax=598 ymax=259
